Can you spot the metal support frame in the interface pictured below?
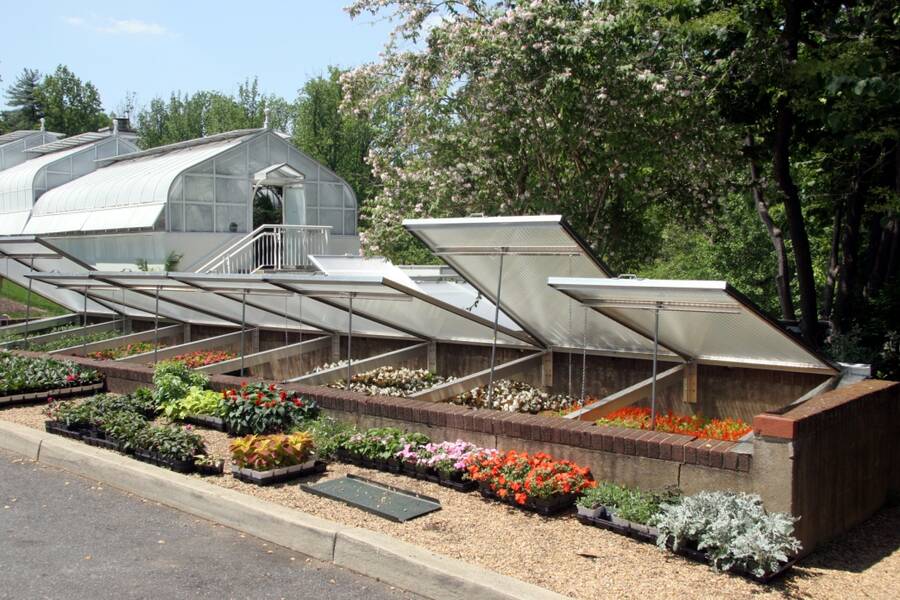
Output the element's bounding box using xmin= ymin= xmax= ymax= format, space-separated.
xmin=581 ymin=307 xmax=588 ymax=402
xmin=153 ymin=286 xmax=160 ymax=364
xmin=650 ymin=305 xmax=660 ymax=430
xmin=23 ymin=255 xmax=34 ymax=345
xmin=346 ymin=294 xmax=354 ymax=390
xmin=240 ymin=290 xmax=247 ymax=377
xmin=82 ymin=287 xmax=88 ymax=351
xmin=486 ymin=253 xmax=505 ymax=406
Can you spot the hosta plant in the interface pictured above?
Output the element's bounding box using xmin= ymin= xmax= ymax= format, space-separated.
xmin=452 ymin=379 xmax=579 ymax=413
xmin=152 ymin=360 xmax=209 ymax=405
xmin=651 ymin=491 xmax=801 ymax=576
xmin=1 ymin=352 xmax=102 ymax=395
xmin=230 ymin=432 xmax=314 ymax=471
xmin=221 ymin=383 xmax=318 ymax=435
xmin=161 ymin=386 xmax=224 ymax=420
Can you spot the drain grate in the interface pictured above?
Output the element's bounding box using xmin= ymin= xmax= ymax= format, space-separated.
xmin=300 ymin=474 xmax=441 ymax=522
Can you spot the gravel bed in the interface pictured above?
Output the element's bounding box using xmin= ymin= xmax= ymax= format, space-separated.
xmin=2 ymin=401 xmax=898 ymax=599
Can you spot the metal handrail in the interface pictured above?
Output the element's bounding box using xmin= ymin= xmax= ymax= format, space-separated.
xmin=198 ymin=224 xmax=331 ymax=274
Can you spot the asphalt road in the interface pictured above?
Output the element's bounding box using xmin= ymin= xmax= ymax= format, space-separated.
xmin=0 ymin=448 xmax=421 ymax=600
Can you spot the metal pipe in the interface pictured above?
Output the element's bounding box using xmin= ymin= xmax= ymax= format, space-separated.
xmin=23 ymin=256 xmax=34 ymax=345
xmin=650 ymin=305 xmax=660 ymax=431
xmin=240 ymin=289 xmax=247 ymax=376
xmin=153 ymin=286 xmax=160 ymax=364
xmin=486 ymin=253 xmax=505 ymax=405
xmin=346 ymin=294 xmax=353 ymax=390
xmin=581 ymin=306 xmax=587 ymax=402
xmin=82 ymin=286 xmax=88 ymax=351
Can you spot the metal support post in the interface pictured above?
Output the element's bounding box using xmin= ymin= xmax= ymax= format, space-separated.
xmin=23 ymin=256 xmax=34 ymax=345
xmin=581 ymin=307 xmax=588 ymax=402
xmin=650 ymin=305 xmax=660 ymax=430
xmin=346 ymin=295 xmax=353 ymax=390
xmin=486 ymin=253 xmax=505 ymax=406
xmin=153 ymin=286 xmax=160 ymax=364
xmin=82 ymin=287 xmax=88 ymax=351
xmin=240 ymin=290 xmax=247 ymax=377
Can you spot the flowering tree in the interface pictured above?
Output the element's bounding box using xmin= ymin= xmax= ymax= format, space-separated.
xmin=343 ymin=0 xmax=736 ymax=267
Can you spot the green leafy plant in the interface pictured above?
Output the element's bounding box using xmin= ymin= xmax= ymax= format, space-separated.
xmin=100 ymin=411 xmax=150 ymax=452
xmin=576 ymin=482 xmax=681 ymax=525
xmin=221 ymin=383 xmax=318 ymax=435
xmin=230 ymin=432 xmax=314 ymax=471
xmin=652 ymin=491 xmax=801 ymax=576
xmin=152 ymin=360 xmax=209 ymax=405
xmin=1 ymin=352 xmax=102 ymax=395
xmin=137 ymin=425 xmax=205 ymax=462
xmin=161 ymin=386 xmax=224 ymax=420
xmin=300 ymin=417 xmax=356 ymax=460
xmin=340 ymin=427 xmax=428 ymax=461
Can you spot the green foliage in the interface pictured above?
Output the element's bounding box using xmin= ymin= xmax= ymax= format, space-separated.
xmin=27 ymin=329 xmax=122 ymax=352
xmin=292 ymin=67 xmax=375 ymax=204
xmin=34 ymin=65 xmax=108 ymax=136
xmin=0 ymin=352 xmax=102 ymax=395
xmin=0 ymin=278 xmax=68 ymax=318
xmin=340 ymin=427 xmax=430 ymax=461
xmin=161 ymin=386 xmax=224 ymax=420
xmin=136 ymin=78 xmax=293 ymax=148
xmin=3 ymin=68 xmax=42 ymax=130
xmin=100 ymin=411 xmax=150 ymax=452
xmin=152 ymin=360 xmax=209 ymax=406
xmin=578 ymin=482 xmax=682 ymax=524
xmin=299 ymin=417 xmax=356 ymax=460
xmin=137 ymin=424 xmax=205 ymax=462
xmin=221 ymin=383 xmax=319 ymax=435
xmin=652 ymin=491 xmax=801 ymax=577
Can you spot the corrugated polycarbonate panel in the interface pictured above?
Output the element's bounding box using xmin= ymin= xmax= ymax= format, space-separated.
xmin=403 ymin=216 xmax=663 ymax=355
xmin=548 ymin=277 xmax=836 ymax=372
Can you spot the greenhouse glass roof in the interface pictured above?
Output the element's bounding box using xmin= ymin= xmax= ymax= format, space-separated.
xmin=548 ymin=277 xmax=837 ymax=373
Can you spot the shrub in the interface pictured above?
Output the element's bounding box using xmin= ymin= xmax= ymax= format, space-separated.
xmin=221 ymin=383 xmax=318 ymax=435
xmin=152 ymin=360 xmax=209 ymax=405
xmin=466 ymin=450 xmax=594 ymax=504
xmin=230 ymin=432 xmax=314 ymax=470
xmin=1 ymin=352 xmax=102 ymax=395
xmin=651 ymin=491 xmax=801 ymax=576
xmin=161 ymin=386 xmax=224 ymax=420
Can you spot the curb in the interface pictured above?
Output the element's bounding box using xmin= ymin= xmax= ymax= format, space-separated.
xmin=0 ymin=421 xmax=566 ymax=600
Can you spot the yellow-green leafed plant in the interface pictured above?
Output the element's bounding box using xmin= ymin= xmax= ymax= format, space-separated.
xmin=161 ymin=386 xmax=224 ymax=420
xmin=230 ymin=432 xmax=314 ymax=471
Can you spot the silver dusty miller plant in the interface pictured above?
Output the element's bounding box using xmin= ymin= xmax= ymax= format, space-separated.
xmin=651 ymin=491 xmax=801 ymax=577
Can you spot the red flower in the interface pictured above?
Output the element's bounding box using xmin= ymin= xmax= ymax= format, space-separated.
xmin=66 ymin=374 xmax=76 ymax=382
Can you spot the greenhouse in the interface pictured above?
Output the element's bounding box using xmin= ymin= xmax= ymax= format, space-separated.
xmin=0 ymin=125 xmax=63 ymax=172
xmin=0 ymin=128 xmax=139 ymax=235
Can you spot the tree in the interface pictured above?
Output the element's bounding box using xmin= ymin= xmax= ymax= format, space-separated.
xmin=135 ymin=78 xmax=293 ymax=149
xmin=3 ymin=68 xmax=42 ymax=130
xmin=292 ymin=67 xmax=376 ymax=206
xmin=35 ymin=65 xmax=107 ymax=136
xmin=344 ymin=0 xmax=735 ymax=265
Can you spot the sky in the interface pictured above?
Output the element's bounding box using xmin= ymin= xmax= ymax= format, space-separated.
xmin=0 ymin=0 xmax=394 ymax=113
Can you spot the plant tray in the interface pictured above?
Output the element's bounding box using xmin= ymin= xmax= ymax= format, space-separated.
xmin=195 ymin=461 xmax=225 ymax=476
xmin=478 ymin=487 xmax=575 ymax=516
xmin=183 ymin=414 xmax=226 ymax=431
xmin=134 ymin=450 xmax=195 ymax=474
xmin=575 ymin=514 xmax=797 ymax=583
xmin=231 ymin=459 xmax=325 ymax=486
xmin=0 ymin=381 xmax=105 ymax=407
xmin=82 ymin=435 xmax=120 ymax=452
xmin=438 ymin=478 xmax=477 ymax=493
xmin=44 ymin=420 xmax=87 ymax=440
xmin=301 ymin=474 xmax=442 ymax=522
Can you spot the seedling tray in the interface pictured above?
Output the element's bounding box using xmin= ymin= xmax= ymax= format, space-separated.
xmin=183 ymin=414 xmax=227 ymax=431
xmin=1 ymin=381 xmax=105 ymax=407
xmin=232 ymin=459 xmax=325 ymax=486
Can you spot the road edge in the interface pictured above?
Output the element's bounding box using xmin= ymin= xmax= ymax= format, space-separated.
xmin=0 ymin=420 xmax=566 ymax=600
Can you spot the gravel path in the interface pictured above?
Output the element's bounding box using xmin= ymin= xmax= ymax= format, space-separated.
xmin=3 ymin=401 xmax=898 ymax=599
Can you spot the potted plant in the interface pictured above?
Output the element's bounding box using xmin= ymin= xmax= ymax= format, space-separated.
xmin=424 ymin=440 xmax=480 ymax=491
xmin=194 ymin=454 xmax=225 ymax=476
xmin=100 ymin=411 xmax=149 ymax=454
xmin=575 ymin=486 xmax=607 ymax=519
xmin=134 ymin=424 xmax=204 ymax=473
xmin=229 ymin=432 xmax=320 ymax=485
xmin=221 ymin=383 xmax=318 ymax=435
